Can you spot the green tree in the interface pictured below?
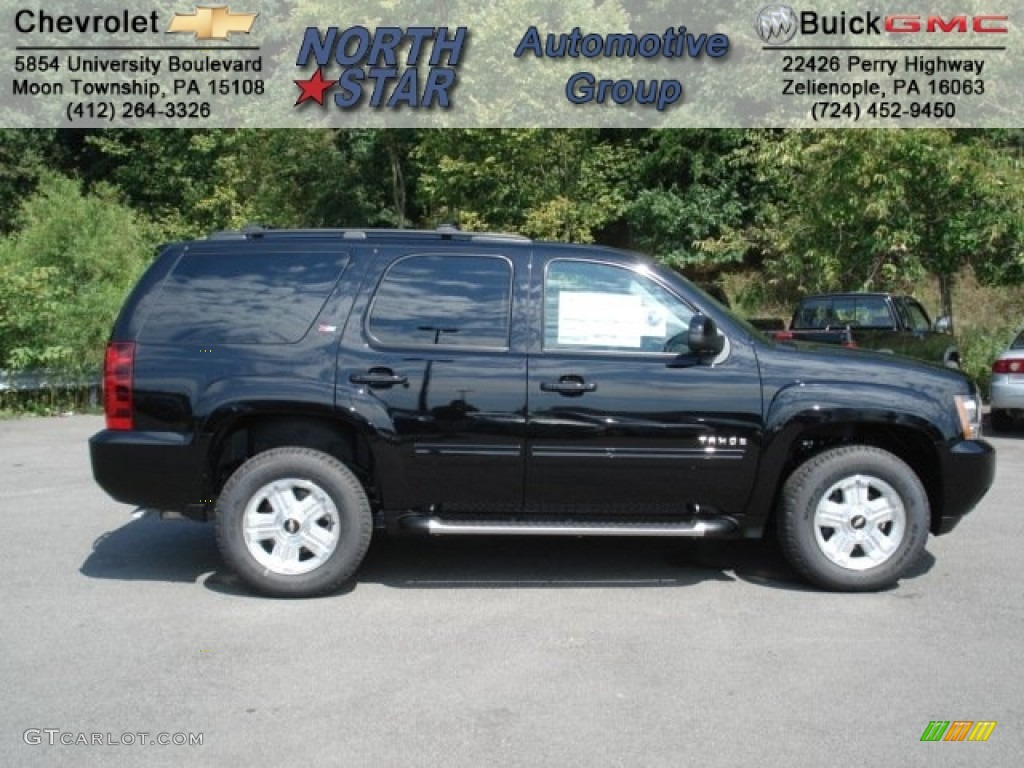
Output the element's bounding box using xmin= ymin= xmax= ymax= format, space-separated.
xmin=0 ymin=173 xmax=154 ymax=372
xmin=78 ymin=129 xmax=409 ymax=234
xmin=730 ymin=129 xmax=1024 ymax=327
xmin=0 ymin=129 xmax=65 ymax=234
xmin=624 ymin=129 xmax=755 ymax=271
xmin=414 ymin=128 xmax=637 ymax=241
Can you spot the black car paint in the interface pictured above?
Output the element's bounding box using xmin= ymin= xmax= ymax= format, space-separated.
xmin=90 ymin=233 xmax=994 ymax=542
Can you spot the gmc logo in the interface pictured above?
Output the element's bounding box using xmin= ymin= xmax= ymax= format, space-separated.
xmin=884 ymin=14 xmax=1008 ymax=33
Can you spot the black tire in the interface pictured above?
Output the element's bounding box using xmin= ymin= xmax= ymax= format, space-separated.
xmin=215 ymin=447 xmax=372 ymax=597
xmin=990 ymin=408 xmax=1012 ymax=433
xmin=777 ymin=446 xmax=929 ymax=592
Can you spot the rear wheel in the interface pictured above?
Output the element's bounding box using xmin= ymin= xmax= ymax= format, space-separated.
xmin=215 ymin=447 xmax=372 ymax=597
xmin=777 ymin=446 xmax=929 ymax=591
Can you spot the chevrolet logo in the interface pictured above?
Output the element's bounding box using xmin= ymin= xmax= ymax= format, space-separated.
xmin=167 ymin=6 xmax=258 ymax=40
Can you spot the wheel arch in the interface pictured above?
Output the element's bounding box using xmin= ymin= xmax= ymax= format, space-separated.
xmin=202 ymin=406 xmax=379 ymax=518
xmin=748 ymin=410 xmax=946 ymax=537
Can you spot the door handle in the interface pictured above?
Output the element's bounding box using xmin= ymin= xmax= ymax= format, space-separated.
xmin=349 ymin=368 xmax=408 ymax=387
xmin=540 ymin=379 xmax=597 ymax=395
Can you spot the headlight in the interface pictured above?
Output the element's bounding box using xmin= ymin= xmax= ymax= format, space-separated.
xmin=955 ymin=393 xmax=982 ymax=439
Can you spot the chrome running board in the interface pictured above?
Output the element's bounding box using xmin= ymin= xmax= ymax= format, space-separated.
xmin=398 ymin=516 xmax=737 ymax=538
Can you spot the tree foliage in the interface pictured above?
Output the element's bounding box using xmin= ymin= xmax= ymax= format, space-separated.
xmin=625 ymin=129 xmax=753 ymax=271
xmin=414 ymin=129 xmax=637 ymax=240
xmin=0 ymin=173 xmax=152 ymax=371
xmin=721 ymin=129 xmax=1024 ymax=321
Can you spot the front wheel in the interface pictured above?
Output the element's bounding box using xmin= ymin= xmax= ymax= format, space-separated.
xmin=777 ymin=446 xmax=929 ymax=591
xmin=215 ymin=447 xmax=372 ymax=597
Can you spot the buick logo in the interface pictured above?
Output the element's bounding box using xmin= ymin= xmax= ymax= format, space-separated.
xmin=756 ymin=4 xmax=798 ymax=44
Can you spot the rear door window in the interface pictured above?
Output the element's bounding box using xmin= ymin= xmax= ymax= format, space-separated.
xmin=367 ymin=254 xmax=513 ymax=350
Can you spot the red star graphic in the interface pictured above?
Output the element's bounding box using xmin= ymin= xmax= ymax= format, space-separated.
xmin=294 ymin=68 xmax=333 ymax=106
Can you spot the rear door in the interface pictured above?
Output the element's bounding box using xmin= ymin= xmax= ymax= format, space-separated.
xmin=525 ymin=255 xmax=763 ymax=516
xmin=337 ymin=245 xmax=528 ymax=513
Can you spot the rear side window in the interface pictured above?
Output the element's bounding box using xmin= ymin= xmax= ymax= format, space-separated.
xmin=141 ymin=243 xmax=348 ymax=344
xmin=367 ymin=254 xmax=512 ymax=349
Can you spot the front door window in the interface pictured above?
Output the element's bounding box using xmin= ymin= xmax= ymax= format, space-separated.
xmin=544 ymin=260 xmax=695 ymax=354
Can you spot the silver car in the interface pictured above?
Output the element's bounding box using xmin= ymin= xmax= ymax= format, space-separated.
xmin=990 ymin=329 xmax=1024 ymax=432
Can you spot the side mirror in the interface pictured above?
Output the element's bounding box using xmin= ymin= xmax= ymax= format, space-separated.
xmin=934 ymin=315 xmax=952 ymax=334
xmin=688 ymin=314 xmax=724 ymax=356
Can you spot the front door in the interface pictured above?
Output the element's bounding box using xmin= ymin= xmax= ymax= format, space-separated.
xmin=526 ymin=257 xmax=762 ymax=516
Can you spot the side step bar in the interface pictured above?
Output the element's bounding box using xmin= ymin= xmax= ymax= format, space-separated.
xmin=398 ymin=516 xmax=737 ymax=538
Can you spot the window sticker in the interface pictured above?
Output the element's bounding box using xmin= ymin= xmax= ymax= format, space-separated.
xmin=557 ymin=291 xmax=646 ymax=348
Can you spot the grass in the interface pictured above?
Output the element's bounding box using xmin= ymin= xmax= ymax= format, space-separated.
xmin=0 ymin=386 xmax=101 ymax=417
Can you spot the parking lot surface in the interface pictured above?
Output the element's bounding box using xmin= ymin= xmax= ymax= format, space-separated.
xmin=2 ymin=415 xmax=1021 ymax=767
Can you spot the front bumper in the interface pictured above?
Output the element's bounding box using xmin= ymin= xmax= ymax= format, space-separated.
xmin=89 ymin=430 xmax=209 ymax=512
xmin=934 ymin=438 xmax=995 ymax=535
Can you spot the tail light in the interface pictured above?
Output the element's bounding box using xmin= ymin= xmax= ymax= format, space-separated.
xmin=772 ymin=331 xmax=794 ymax=341
xmin=993 ymin=359 xmax=1024 ymax=374
xmin=103 ymin=342 xmax=135 ymax=430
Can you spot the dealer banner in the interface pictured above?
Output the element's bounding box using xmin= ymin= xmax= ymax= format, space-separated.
xmin=1 ymin=0 xmax=1019 ymax=127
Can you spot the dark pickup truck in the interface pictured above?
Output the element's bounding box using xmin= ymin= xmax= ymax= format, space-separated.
xmin=89 ymin=228 xmax=993 ymax=597
xmin=772 ymin=293 xmax=960 ymax=368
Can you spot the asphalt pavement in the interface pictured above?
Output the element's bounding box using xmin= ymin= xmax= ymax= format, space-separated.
xmin=1 ymin=415 xmax=1021 ymax=767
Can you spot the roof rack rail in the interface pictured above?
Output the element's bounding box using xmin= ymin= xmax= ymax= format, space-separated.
xmin=205 ymin=225 xmax=532 ymax=243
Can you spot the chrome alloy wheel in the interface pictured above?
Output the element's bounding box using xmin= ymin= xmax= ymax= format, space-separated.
xmin=813 ymin=474 xmax=907 ymax=571
xmin=242 ymin=478 xmax=341 ymax=575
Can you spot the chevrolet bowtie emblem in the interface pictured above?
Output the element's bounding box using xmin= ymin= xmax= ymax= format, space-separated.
xmin=167 ymin=6 xmax=257 ymax=40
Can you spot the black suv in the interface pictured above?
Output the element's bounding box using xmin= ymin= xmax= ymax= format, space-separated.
xmin=90 ymin=227 xmax=994 ymax=596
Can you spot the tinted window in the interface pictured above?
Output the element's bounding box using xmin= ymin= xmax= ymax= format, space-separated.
xmin=850 ymin=297 xmax=890 ymax=327
xmin=368 ymin=254 xmax=512 ymax=349
xmin=793 ymin=298 xmax=831 ymax=329
xmin=829 ymin=298 xmax=858 ymax=325
xmin=544 ymin=260 xmax=694 ymax=353
xmin=142 ymin=243 xmax=348 ymax=344
xmin=793 ymin=297 xmax=892 ymax=328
